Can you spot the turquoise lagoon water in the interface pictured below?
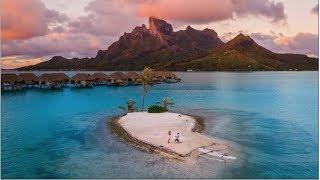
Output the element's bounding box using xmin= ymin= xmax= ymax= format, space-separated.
xmin=1 ymin=71 xmax=318 ymax=178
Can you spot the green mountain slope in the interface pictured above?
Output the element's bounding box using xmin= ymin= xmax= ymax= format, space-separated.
xmin=176 ymin=34 xmax=318 ymax=71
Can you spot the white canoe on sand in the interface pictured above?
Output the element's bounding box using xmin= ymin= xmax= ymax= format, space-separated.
xmin=198 ymin=148 xmax=237 ymax=160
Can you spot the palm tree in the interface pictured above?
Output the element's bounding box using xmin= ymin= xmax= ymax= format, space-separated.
xmin=119 ymin=98 xmax=136 ymax=113
xmin=158 ymin=97 xmax=174 ymax=111
xmin=141 ymin=67 xmax=154 ymax=111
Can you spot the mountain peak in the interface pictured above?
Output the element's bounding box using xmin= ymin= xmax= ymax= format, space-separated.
xmin=186 ymin=25 xmax=195 ymax=31
xmin=202 ymin=28 xmax=218 ymax=37
xmin=223 ymin=33 xmax=258 ymax=50
xmin=233 ymin=33 xmax=254 ymax=42
xmin=203 ymin=28 xmax=215 ymax=32
xmin=132 ymin=24 xmax=148 ymax=34
xmin=51 ymin=56 xmax=66 ymax=61
xmin=148 ymin=16 xmax=173 ymax=36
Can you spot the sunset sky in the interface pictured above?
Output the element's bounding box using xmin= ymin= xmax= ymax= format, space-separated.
xmin=1 ymin=0 xmax=319 ymax=69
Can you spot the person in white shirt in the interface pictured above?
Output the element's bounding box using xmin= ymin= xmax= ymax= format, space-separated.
xmin=175 ymin=133 xmax=180 ymax=143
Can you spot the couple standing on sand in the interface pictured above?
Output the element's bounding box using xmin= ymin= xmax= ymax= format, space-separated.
xmin=168 ymin=131 xmax=180 ymax=143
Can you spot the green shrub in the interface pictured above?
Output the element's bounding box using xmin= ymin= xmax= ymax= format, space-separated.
xmin=148 ymin=105 xmax=167 ymax=113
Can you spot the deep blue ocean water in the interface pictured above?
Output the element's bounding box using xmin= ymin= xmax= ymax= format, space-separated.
xmin=1 ymin=71 xmax=318 ymax=178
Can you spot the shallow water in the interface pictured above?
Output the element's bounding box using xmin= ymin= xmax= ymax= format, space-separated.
xmin=1 ymin=71 xmax=318 ymax=178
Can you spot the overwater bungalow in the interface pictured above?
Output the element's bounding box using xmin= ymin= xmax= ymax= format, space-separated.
xmin=18 ymin=73 xmax=41 ymax=88
xmin=109 ymin=72 xmax=127 ymax=86
xmin=150 ymin=71 xmax=163 ymax=84
xmin=92 ymin=72 xmax=110 ymax=85
xmin=125 ymin=72 xmax=143 ymax=85
xmin=70 ymin=73 xmax=94 ymax=87
xmin=151 ymin=71 xmax=180 ymax=83
xmin=162 ymin=71 xmax=181 ymax=83
xmin=40 ymin=73 xmax=70 ymax=89
xmin=1 ymin=73 xmax=24 ymax=91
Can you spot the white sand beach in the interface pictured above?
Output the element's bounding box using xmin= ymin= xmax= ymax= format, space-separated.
xmin=118 ymin=112 xmax=231 ymax=157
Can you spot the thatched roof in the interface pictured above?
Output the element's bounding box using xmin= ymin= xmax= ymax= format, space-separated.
xmin=109 ymin=72 xmax=126 ymax=80
xmin=151 ymin=71 xmax=177 ymax=78
xmin=1 ymin=73 xmax=22 ymax=83
xmin=70 ymin=73 xmax=94 ymax=81
xmin=40 ymin=73 xmax=70 ymax=82
xmin=19 ymin=73 xmax=40 ymax=82
xmin=151 ymin=71 xmax=164 ymax=78
xmin=92 ymin=72 xmax=110 ymax=80
xmin=163 ymin=71 xmax=177 ymax=78
xmin=125 ymin=72 xmax=141 ymax=79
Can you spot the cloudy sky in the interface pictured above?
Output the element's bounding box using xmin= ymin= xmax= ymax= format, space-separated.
xmin=1 ymin=0 xmax=318 ymax=69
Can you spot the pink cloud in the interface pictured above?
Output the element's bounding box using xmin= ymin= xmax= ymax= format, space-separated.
xmin=233 ymin=0 xmax=285 ymax=22
xmin=1 ymin=0 xmax=124 ymax=68
xmin=2 ymin=32 xmax=116 ymax=58
xmin=138 ymin=0 xmax=234 ymax=23
xmin=137 ymin=0 xmax=286 ymax=23
xmin=250 ymin=32 xmax=318 ymax=57
xmin=1 ymin=56 xmax=46 ymax=69
xmin=1 ymin=0 xmax=68 ymax=40
xmin=68 ymin=0 xmax=286 ymax=36
xmin=68 ymin=0 xmax=145 ymax=36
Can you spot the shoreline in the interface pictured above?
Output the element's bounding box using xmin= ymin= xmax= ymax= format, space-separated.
xmin=109 ymin=115 xmax=186 ymax=159
xmin=108 ymin=112 xmax=229 ymax=160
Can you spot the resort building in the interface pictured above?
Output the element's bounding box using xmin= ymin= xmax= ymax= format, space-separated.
xmin=150 ymin=71 xmax=163 ymax=84
xmin=1 ymin=73 xmax=23 ymax=91
xmin=109 ymin=72 xmax=127 ymax=86
xmin=70 ymin=73 xmax=94 ymax=87
xmin=1 ymin=71 xmax=180 ymax=92
xmin=92 ymin=72 xmax=111 ymax=85
xmin=18 ymin=73 xmax=41 ymax=88
xmin=162 ymin=71 xmax=181 ymax=83
xmin=40 ymin=73 xmax=70 ymax=89
xmin=151 ymin=71 xmax=181 ymax=83
xmin=125 ymin=72 xmax=143 ymax=85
